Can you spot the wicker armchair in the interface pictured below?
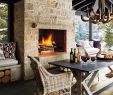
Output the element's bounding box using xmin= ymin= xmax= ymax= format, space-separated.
xmin=28 ymin=56 xmax=73 ymax=95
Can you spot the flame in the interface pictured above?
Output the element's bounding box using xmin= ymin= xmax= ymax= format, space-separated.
xmin=41 ymin=34 xmax=53 ymax=46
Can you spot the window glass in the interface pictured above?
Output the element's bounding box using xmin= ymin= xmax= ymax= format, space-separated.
xmin=92 ymin=23 xmax=104 ymax=41
xmin=74 ymin=15 xmax=89 ymax=43
xmin=0 ymin=3 xmax=8 ymax=42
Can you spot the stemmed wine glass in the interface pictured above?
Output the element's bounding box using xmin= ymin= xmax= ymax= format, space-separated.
xmin=86 ymin=56 xmax=90 ymax=63
xmin=81 ymin=56 xmax=87 ymax=64
xmin=91 ymin=56 xmax=96 ymax=63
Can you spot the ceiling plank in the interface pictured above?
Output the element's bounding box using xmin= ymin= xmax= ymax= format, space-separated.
xmin=0 ymin=0 xmax=21 ymax=4
xmin=73 ymin=0 xmax=86 ymax=8
xmin=77 ymin=2 xmax=93 ymax=11
xmin=109 ymin=0 xmax=113 ymax=4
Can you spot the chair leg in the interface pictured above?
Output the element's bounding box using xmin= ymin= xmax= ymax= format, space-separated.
xmin=96 ymin=71 xmax=99 ymax=82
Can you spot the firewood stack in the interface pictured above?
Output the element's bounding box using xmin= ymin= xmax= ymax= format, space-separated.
xmin=38 ymin=42 xmax=56 ymax=54
xmin=0 ymin=69 xmax=11 ymax=84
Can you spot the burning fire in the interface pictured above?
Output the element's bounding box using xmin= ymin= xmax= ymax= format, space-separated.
xmin=39 ymin=33 xmax=56 ymax=55
xmin=41 ymin=34 xmax=53 ymax=46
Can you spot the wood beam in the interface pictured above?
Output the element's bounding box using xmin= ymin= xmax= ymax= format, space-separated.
xmin=109 ymin=0 xmax=113 ymax=4
xmin=84 ymin=7 xmax=91 ymax=12
xmin=77 ymin=2 xmax=94 ymax=11
xmin=0 ymin=0 xmax=20 ymax=4
xmin=73 ymin=0 xmax=86 ymax=8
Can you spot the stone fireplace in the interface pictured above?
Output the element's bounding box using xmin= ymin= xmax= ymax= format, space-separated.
xmin=13 ymin=0 xmax=75 ymax=80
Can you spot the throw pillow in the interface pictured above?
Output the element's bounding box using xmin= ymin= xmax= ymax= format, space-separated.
xmin=0 ymin=43 xmax=5 ymax=60
xmin=89 ymin=41 xmax=94 ymax=47
xmin=3 ymin=42 xmax=16 ymax=59
xmin=84 ymin=40 xmax=91 ymax=48
xmin=93 ymin=41 xmax=100 ymax=48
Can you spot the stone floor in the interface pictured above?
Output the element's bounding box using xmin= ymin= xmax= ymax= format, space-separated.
xmin=90 ymin=67 xmax=113 ymax=95
xmin=0 ymin=80 xmax=35 ymax=95
xmin=0 ymin=67 xmax=113 ymax=95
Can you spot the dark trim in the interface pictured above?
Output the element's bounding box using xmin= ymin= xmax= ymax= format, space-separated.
xmin=8 ymin=3 xmax=14 ymax=42
xmin=89 ymin=22 xmax=92 ymax=41
xmin=0 ymin=0 xmax=20 ymax=4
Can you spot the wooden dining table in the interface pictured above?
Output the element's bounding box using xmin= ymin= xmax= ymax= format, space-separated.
xmin=49 ymin=59 xmax=113 ymax=95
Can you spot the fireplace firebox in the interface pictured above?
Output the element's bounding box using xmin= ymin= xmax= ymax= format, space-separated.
xmin=39 ymin=29 xmax=66 ymax=54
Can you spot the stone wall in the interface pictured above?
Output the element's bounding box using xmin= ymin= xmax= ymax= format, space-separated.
xmin=14 ymin=0 xmax=75 ymax=80
xmin=14 ymin=0 xmax=24 ymax=79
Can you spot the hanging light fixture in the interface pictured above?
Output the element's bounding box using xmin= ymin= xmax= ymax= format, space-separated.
xmin=81 ymin=0 xmax=113 ymax=24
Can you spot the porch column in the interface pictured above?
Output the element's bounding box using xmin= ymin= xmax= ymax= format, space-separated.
xmin=89 ymin=22 xmax=92 ymax=41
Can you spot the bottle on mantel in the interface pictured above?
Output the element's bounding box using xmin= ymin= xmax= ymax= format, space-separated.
xmin=70 ymin=48 xmax=74 ymax=63
xmin=73 ymin=48 xmax=77 ymax=63
xmin=77 ymin=48 xmax=81 ymax=63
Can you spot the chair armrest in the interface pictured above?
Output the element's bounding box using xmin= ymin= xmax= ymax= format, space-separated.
xmin=44 ymin=72 xmax=73 ymax=91
xmin=45 ymin=72 xmax=73 ymax=89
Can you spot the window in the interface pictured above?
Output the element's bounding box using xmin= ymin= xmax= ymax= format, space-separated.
xmin=92 ymin=24 xmax=104 ymax=41
xmin=0 ymin=3 xmax=8 ymax=42
xmin=74 ymin=15 xmax=89 ymax=43
xmin=92 ymin=22 xmax=113 ymax=49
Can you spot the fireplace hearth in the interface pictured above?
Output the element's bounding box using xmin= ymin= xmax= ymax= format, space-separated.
xmin=39 ymin=29 xmax=66 ymax=55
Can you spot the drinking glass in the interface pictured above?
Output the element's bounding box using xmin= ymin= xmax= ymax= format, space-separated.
xmin=86 ymin=56 xmax=90 ymax=63
xmin=87 ymin=56 xmax=90 ymax=60
xmin=81 ymin=56 xmax=87 ymax=64
xmin=91 ymin=56 xmax=96 ymax=62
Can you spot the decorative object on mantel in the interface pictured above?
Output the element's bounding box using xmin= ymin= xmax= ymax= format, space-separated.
xmin=31 ymin=22 xmax=37 ymax=28
xmin=81 ymin=0 xmax=113 ymax=24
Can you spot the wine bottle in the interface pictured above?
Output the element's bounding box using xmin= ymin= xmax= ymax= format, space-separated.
xmin=73 ymin=48 xmax=77 ymax=63
xmin=77 ymin=48 xmax=81 ymax=63
xmin=70 ymin=48 xmax=74 ymax=63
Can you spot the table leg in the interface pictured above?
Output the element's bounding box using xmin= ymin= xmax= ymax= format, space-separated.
xmin=71 ymin=70 xmax=99 ymax=95
xmin=108 ymin=66 xmax=113 ymax=71
xmin=71 ymin=70 xmax=83 ymax=95
xmin=82 ymin=71 xmax=99 ymax=95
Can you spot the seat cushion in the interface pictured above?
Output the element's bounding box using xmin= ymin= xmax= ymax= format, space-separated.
xmin=78 ymin=40 xmax=91 ymax=48
xmin=84 ymin=47 xmax=100 ymax=55
xmin=84 ymin=40 xmax=91 ymax=48
xmin=0 ymin=59 xmax=18 ymax=67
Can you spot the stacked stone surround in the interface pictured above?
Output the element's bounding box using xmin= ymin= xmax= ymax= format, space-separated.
xmin=14 ymin=0 xmax=75 ymax=80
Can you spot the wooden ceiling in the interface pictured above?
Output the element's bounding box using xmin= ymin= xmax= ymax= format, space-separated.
xmin=72 ymin=0 xmax=113 ymax=12
xmin=0 ymin=0 xmax=20 ymax=3
xmin=1 ymin=0 xmax=113 ymax=11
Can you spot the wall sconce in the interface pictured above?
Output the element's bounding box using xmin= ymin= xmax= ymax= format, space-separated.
xmin=31 ymin=22 xmax=37 ymax=28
